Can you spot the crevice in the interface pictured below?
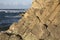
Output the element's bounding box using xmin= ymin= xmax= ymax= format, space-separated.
xmin=54 ymin=25 xmax=57 ymax=27
xmin=16 ymin=34 xmax=23 ymax=40
xmin=39 ymin=39 xmax=44 ymax=40
xmin=3 ymin=32 xmax=23 ymax=40
xmin=58 ymin=0 xmax=60 ymax=5
xmin=43 ymin=24 xmax=48 ymax=29
xmin=5 ymin=32 xmax=13 ymax=36
xmin=36 ymin=16 xmax=41 ymax=22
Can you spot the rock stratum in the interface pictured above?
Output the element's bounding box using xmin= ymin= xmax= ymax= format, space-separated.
xmin=0 ymin=0 xmax=60 ymax=40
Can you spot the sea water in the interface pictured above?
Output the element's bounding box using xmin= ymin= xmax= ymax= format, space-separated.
xmin=0 ymin=9 xmax=25 ymax=28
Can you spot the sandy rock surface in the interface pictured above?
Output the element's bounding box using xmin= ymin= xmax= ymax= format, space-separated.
xmin=0 ymin=0 xmax=60 ymax=40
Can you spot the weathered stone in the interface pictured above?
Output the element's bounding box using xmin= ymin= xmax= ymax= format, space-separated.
xmin=0 ymin=32 xmax=23 ymax=40
xmin=0 ymin=0 xmax=60 ymax=40
xmin=9 ymin=35 xmax=22 ymax=40
xmin=0 ymin=33 xmax=9 ymax=40
xmin=8 ymin=0 xmax=60 ymax=40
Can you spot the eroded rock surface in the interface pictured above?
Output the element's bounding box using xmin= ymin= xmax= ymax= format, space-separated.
xmin=0 ymin=0 xmax=60 ymax=40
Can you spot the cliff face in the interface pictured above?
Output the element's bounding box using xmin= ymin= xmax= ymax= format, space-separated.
xmin=0 ymin=0 xmax=60 ymax=40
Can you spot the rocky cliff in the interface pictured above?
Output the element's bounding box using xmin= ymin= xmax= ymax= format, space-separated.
xmin=0 ymin=0 xmax=60 ymax=40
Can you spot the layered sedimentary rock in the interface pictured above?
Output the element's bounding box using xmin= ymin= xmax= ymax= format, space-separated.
xmin=0 ymin=0 xmax=60 ymax=40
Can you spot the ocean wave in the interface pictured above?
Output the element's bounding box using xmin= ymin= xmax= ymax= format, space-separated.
xmin=4 ymin=16 xmax=21 ymax=18
xmin=0 ymin=10 xmax=25 ymax=13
